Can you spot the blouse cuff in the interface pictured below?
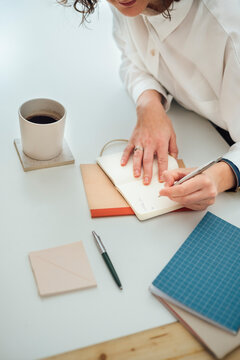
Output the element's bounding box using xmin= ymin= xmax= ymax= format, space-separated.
xmin=221 ymin=158 xmax=240 ymax=192
xmin=132 ymin=80 xmax=173 ymax=112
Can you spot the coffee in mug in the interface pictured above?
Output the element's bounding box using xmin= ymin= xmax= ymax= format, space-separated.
xmin=26 ymin=114 xmax=59 ymax=124
xmin=19 ymin=98 xmax=66 ymax=160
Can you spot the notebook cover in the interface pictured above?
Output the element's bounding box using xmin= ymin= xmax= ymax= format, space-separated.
xmin=151 ymin=212 xmax=240 ymax=334
xmin=80 ymin=163 xmax=134 ymax=217
xmin=80 ymin=160 xmax=188 ymax=218
xmin=154 ymin=296 xmax=240 ymax=359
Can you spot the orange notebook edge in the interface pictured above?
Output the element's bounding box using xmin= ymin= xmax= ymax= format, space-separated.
xmin=90 ymin=207 xmax=190 ymax=218
xmin=91 ymin=207 xmax=135 ymax=218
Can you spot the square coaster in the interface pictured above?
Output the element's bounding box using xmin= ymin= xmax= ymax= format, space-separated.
xmin=29 ymin=241 xmax=97 ymax=297
xmin=14 ymin=138 xmax=75 ymax=172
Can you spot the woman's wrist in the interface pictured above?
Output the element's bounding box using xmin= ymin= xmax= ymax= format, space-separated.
xmin=136 ymin=90 xmax=164 ymax=110
xmin=205 ymin=161 xmax=236 ymax=193
xmin=136 ymin=90 xmax=166 ymax=127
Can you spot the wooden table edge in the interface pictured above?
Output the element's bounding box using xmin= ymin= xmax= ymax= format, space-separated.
xmin=44 ymin=321 xmax=240 ymax=360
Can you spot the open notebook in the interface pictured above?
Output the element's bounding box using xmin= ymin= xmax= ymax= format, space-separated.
xmin=96 ymin=152 xmax=182 ymax=221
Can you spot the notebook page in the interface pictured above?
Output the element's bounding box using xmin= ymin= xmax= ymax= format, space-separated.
xmin=118 ymin=178 xmax=181 ymax=220
xmin=97 ymin=152 xmax=178 ymax=187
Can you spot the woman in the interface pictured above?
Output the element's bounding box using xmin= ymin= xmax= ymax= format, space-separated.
xmin=71 ymin=0 xmax=240 ymax=210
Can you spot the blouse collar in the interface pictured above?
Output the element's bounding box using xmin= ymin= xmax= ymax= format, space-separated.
xmin=142 ymin=0 xmax=194 ymax=41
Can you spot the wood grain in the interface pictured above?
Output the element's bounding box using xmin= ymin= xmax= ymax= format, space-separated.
xmin=44 ymin=322 xmax=240 ymax=360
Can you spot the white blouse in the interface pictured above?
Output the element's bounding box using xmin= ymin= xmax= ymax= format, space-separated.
xmin=111 ymin=0 xmax=240 ymax=176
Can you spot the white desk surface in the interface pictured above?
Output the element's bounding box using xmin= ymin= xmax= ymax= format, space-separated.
xmin=1 ymin=1 xmax=239 ymax=359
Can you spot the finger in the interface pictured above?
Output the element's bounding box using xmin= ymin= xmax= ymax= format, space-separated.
xmin=169 ymin=133 xmax=178 ymax=159
xmin=181 ymin=201 xmax=211 ymax=211
xmin=121 ymin=143 xmax=134 ymax=166
xmin=161 ymin=174 xmax=217 ymax=204
xmin=161 ymin=170 xmax=175 ymax=186
xmin=157 ymin=144 xmax=168 ymax=181
xmin=160 ymin=179 xmax=202 ymax=201
xmin=132 ymin=148 xmax=144 ymax=177
xmin=181 ymin=197 xmax=216 ymax=211
xmin=161 ymin=185 xmax=216 ymax=210
xmin=161 ymin=168 xmax=192 ymax=186
xmin=172 ymin=188 xmax=216 ymax=205
xmin=142 ymin=149 xmax=154 ymax=185
xmin=160 ymin=172 xmax=203 ymax=198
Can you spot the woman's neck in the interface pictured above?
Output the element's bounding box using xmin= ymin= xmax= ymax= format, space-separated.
xmin=148 ymin=0 xmax=173 ymax=14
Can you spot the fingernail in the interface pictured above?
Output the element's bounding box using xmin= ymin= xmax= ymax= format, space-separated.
xmin=121 ymin=159 xmax=125 ymax=166
xmin=144 ymin=176 xmax=149 ymax=184
xmin=134 ymin=170 xmax=140 ymax=177
xmin=159 ymin=176 xmax=164 ymax=183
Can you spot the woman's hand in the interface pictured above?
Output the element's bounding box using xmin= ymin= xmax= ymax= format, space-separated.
xmin=121 ymin=90 xmax=178 ymax=185
xmin=160 ymin=162 xmax=236 ymax=210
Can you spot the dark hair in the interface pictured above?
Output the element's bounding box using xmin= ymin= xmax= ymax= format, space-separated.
xmin=61 ymin=0 xmax=181 ymax=24
xmin=161 ymin=0 xmax=181 ymax=19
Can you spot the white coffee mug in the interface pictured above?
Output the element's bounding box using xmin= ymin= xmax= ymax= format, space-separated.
xmin=19 ymin=98 xmax=66 ymax=160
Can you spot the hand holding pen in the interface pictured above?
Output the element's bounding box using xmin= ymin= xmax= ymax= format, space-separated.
xmin=159 ymin=157 xmax=236 ymax=211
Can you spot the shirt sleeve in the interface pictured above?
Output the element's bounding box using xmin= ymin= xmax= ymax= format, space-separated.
xmin=218 ymin=36 xmax=240 ymax=189
xmin=111 ymin=6 xmax=173 ymax=110
xmin=221 ymin=158 xmax=240 ymax=190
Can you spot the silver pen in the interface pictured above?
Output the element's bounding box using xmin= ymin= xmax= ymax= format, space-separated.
xmin=92 ymin=231 xmax=123 ymax=290
xmin=174 ymin=156 xmax=222 ymax=186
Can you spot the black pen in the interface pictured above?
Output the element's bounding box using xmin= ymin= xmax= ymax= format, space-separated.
xmin=92 ymin=231 xmax=123 ymax=290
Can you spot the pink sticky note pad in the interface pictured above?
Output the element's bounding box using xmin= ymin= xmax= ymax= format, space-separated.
xmin=29 ymin=241 xmax=97 ymax=296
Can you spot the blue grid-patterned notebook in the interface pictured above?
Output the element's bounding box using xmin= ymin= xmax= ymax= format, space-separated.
xmin=150 ymin=212 xmax=240 ymax=333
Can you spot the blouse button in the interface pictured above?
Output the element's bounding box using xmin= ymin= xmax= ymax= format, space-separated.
xmin=150 ymin=49 xmax=156 ymax=56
